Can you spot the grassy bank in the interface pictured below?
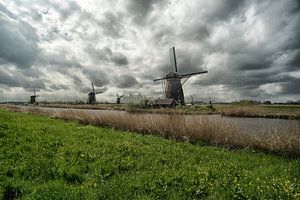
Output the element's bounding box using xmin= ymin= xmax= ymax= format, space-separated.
xmin=0 ymin=108 xmax=300 ymax=199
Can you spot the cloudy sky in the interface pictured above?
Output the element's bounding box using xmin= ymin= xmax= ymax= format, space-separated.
xmin=0 ymin=0 xmax=299 ymax=103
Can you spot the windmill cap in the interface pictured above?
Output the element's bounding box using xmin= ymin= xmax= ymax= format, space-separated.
xmin=166 ymin=71 xmax=181 ymax=79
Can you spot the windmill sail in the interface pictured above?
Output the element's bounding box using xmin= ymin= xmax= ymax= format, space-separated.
xmin=181 ymin=70 xmax=208 ymax=78
xmin=169 ymin=47 xmax=178 ymax=72
xmin=92 ymin=82 xmax=95 ymax=93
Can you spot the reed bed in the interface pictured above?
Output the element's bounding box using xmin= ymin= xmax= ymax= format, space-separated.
xmin=1 ymin=105 xmax=299 ymax=155
xmin=220 ymin=105 xmax=300 ymax=120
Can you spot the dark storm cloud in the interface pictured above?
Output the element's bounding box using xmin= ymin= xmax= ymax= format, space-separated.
xmin=111 ymin=53 xmax=129 ymax=66
xmin=280 ymin=78 xmax=300 ymax=95
xmin=95 ymin=86 xmax=108 ymax=94
xmin=287 ymin=50 xmax=300 ymax=69
xmin=150 ymin=0 xmax=246 ymax=44
xmin=85 ymin=45 xmax=129 ymax=66
xmin=179 ymin=24 xmax=210 ymax=42
xmin=0 ymin=68 xmax=20 ymax=87
xmin=59 ymin=1 xmax=82 ymax=21
xmin=0 ymin=4 xmax=39 ymax=69
xmin=126 ymin=0 xmax=166 ymax=24
xmin=85 ymin=45 xmax=112 ymax=63
xmin=194 ymin=65 xmax=287 ymax=88
xmin=71 ymin=75 xmax=83 ymax=84
xmin=116 ymin=75 xmax=139 ymax=88
xmin=40 ymin=51 xmax=84 ymax=69
xmin=175 ymin=50 xmax=205 ymax=74
xmin=99 ymin=11 xmax=124 ymax=38
xmin=22 ymin=79 xmax=45 ymax=90
xmin=202 ymin=0 xmax=246 ymax=23
xmin=231 ymin=52 xmax=272 ymax=71
xmin=189 ymin=0 xmax=300 ymax=99
xmin=83 ymin=69 xmax=110 ymax=87
xmin=0 ymin=68 xmax=45 ymax=89
xmin=49 ymin=84 xmax=69 ymax=91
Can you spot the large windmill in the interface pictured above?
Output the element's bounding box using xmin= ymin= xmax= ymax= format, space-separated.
xmin=87 ymin=82 xmax=102 ymax=104
xmin=30 ymin=89 xmax=39 ymax=104
xmin=153 ymin=47 xmax=208 ymax=105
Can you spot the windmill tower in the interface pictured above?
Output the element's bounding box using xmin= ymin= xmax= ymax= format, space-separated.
xmin=153 ymin=47 xmax=208 ymax=105
xmin=87 ymin=82 xmax=103 ymax=104
xmin=116 ymin=93 xmax=124 ymax=104
xmin=30 ymin=89 xmax=39 ymax=104
xmin=87 ymin=82 xmax=96 ymax=104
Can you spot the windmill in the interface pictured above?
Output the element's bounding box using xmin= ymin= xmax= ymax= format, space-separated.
xmin=116 ymin=93 xmax=124 ymax=104
xmin=87 ymin=82 xmax=102 ymax=104
xmin=190 ymin=95 xmax=195 ymax=106
xmin=30 ymin=89 xmax=39 ymax=104
xmin=153 ymin=47 xmax=208 ymax=106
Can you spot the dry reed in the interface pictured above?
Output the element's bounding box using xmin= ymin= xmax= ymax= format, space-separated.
xmin=221 ymin=105 xmax=300 ymax=120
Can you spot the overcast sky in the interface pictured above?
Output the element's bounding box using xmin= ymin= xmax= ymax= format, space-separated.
xmin=0 ymin=0 xmax=299 ymax=103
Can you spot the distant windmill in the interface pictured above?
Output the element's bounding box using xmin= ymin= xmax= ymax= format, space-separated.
xmin=30 ymin=89 xmax=39 ymax=104
xmin=87 ymin=82 xmax=102 ymax=104
xmin=153 ymin=47 xmax=208 ymax=105
xmin=116 ymin=93 xmax=124 ymax=104
xmin=190 ymin=95 xmax=195 ymax=106
xmin=209 ymin=96 xmax=213 ymax=109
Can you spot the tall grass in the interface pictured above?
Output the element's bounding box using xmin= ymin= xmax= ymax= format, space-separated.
xmin=220 ymin=105 xmax=300 ymax=120
xmin=3 ymin=105 xmax=298 ymax=155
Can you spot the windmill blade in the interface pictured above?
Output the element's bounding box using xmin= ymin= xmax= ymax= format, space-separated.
xmin=33 ymin=89 xmax=36 ymax=96
xmin=116 ymin=93 xmax=119 ymax=98
xmin=91 ymin=82 xmax=95 ymax=93
xmin=180 ymin=70 xmax=208 ymax=78
xmin=153 ymin=76 xmax=166 ymax=81
xmin=120 ymin=95 xmax=124 ymax=99
xmin=169 ymin=47 xmax=178 ymax=72
xmin=190 ymin=95 xmax=195 ymax=105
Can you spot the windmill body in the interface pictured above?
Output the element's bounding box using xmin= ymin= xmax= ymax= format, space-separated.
xmin=164 ymin=72 xmax=185 ymax=105
xmin=29 ymin=89 xmax=39 ymax=104
xmin=116 ymin=94 xmax=124 ymax=104
xmin=87 ymin=92 xmax=96 ymax=104
xmin=87 ymin=83 xmax=96 ymax=104
xmin=30 ymin=96 xmax=36 ymax=104
xmin=153 ymin=47 xmax=208 ymax=106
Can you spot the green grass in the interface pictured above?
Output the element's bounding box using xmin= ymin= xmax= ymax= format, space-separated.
xmin=0 ymin=108 xmax=299 ymax=199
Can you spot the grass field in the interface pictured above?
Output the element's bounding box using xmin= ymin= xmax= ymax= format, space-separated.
xmin=0 ymin=108 xmax=299 ymax=199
